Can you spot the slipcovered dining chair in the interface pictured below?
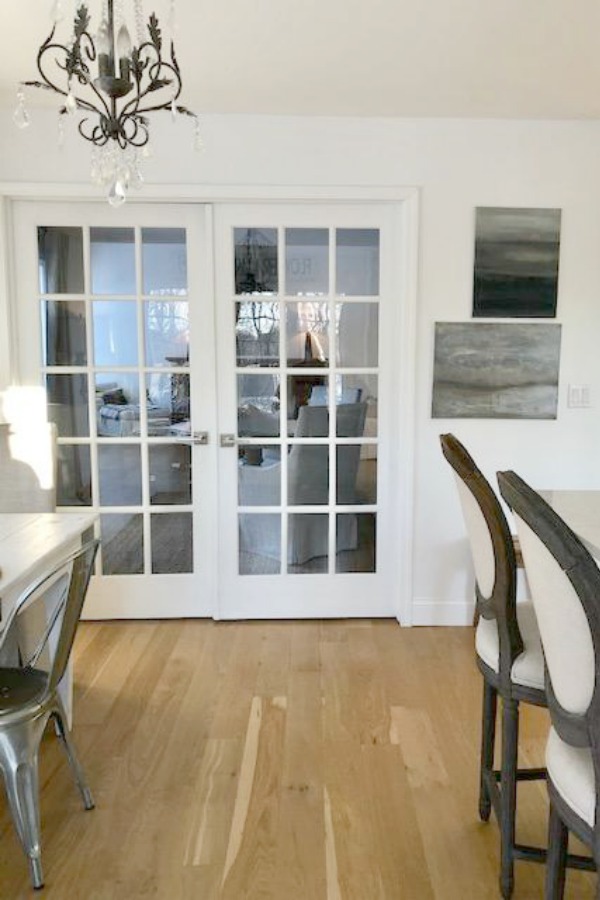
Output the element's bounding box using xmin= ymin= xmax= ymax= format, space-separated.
xmin=497 ymin=471 xmax=598 ymax=899
xmin=440 ymin=433 xmax=546 ymax=898
xmin=239 ymin=402 xmax=367 ymax=565
xmin=0 ymin=539 xmax=99 ymax=889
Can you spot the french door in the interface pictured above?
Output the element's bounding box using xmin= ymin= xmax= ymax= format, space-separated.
xmin=214 ymin=203 xmax=401 ymax=618
xmin=12 ymin=202 xmax=217 ymax=618
xmin=12 ymin=199 xmax=404 ymax=619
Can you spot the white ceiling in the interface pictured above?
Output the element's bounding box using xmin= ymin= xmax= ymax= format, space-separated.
xmin=3 ymin=0 xmax=600 ymax=119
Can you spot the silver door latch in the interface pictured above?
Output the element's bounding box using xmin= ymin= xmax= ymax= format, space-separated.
xmin=192 ymin=431 xmax=209 ymax=445
xmin=220 ymin=433 xmax=236 ymax=448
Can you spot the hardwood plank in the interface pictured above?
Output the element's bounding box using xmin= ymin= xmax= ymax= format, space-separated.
xmin=277 ymin=669 xmax=326 ymax=899
xmin=220 ymin=695 xmax=288 ymax=899
xmin=0 ymin=619 xmax=596 ymax=899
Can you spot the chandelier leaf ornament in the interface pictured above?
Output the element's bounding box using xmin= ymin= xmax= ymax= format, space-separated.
xmin=14 ymin=0 xmax=201 ymax=206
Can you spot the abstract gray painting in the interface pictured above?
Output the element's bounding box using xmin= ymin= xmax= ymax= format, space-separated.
xmin=432 ymin=323 xmax=561 ymax=419
xmin=473 ymin=207 xmax=561 ymax=317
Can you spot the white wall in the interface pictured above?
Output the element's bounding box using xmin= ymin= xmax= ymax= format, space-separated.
xmin=2 ymin=109 xmax=600 ymax=623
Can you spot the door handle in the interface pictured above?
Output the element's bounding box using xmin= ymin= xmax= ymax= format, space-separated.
xmin=175 ymin=431 xmax=209 ymax=446
xmin=220 ymin=433 xmax=237 ymax=448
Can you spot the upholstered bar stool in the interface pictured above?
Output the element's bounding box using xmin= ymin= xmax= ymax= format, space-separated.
xmin=497 ymin=471 xmax=597 ymax=899
xmin=440 ymin=434 xmax=547 ymax=898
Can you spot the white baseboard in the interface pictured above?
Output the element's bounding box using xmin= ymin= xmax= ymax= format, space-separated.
xmin=410 ymin=599 xmax=475 ymax=626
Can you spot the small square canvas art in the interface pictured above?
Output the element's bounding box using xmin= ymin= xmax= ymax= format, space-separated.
xmin=473 ymin=207 xmax=561 ymax=318
xmin=431 ymin=322 xmax=561 ymax=419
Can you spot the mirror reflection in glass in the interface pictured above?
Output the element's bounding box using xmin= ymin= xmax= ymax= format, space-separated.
xmin=287 ymin=514 xmax=328 ymax=574
xmin=285 ymin=301 xmax=329 ymax=366
xmin=100 ymin=513 xmax=143 ymax=574
xmin=238 ymin=513 xmax=281 ymax=574
xmin=142 ymin=228 xmax=187 ymax=296
xmin=336 ymin=229 xmax=380 ymax=296
xmin=151 ymin=513 xmax=193 ymax=573
xmin=91 ymin=227 xmax=136 ymax=295
xmin=335 ymin=302 xmax=379 ymax=367
xmin=93 ymin=300 xmax=138 ymax=366
xmin=334 ymin=374 xmax=378 ymax=435
xmin=144 ymin=300 xmax=189 ymax=367
xmin=336 ymin=513 xmax=376 ymax=573
xmin=98 ymin=445 xmax=142 ymax=506
xmin=46 ymin=373 xmax=89 ymax=438
xmin=146 ymin=373 xmax=190 ymax=436
xmin=95 ymin=373 xmax=140 ymax=437
xmin=237 ymin=444 xmax=281 ymax=506
xmin=38 ymin=226 xmax=84 ymax=294
xmin=235 ymin=301 xmax=279 ymax=367
xmin=41 ymin=300 xmax=87 ymax=366
xmin=56 ymin=445 xmax=92 ymax=506
xmin=337 ymin=447 xmax=377 ymax=505
xmin=237 ymin=373 xmax=280 ymax=438
xmin=285 ymin=228 xmax=329 ymax=296
xmin=149 ymin=444 xmax=192 ymax=505
xmin=288 ymin=445 xmax=329 ymax=505
xmin=234 ymin=228 xmax=277 ymax=295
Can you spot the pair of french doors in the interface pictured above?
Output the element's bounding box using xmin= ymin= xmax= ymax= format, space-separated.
xmin=12 ymin=200 xmax=402 ymax=619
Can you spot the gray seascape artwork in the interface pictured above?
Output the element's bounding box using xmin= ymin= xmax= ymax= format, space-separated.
xmin=432 ymin=322 xmax=562 ymax=419
xmin=473 ymin=207 xmax=561 ymax=318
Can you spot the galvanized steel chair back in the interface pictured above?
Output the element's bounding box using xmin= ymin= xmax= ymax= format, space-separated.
xmin=3 ymin=539 xmax=99 ymax=698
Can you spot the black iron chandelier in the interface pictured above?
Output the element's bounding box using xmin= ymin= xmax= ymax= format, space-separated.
xmin=15 ymin=0 xmax=200 ymax=206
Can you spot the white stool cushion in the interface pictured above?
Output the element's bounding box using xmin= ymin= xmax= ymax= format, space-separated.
xmin=475 ymin=600 xmax=544 ymax=691
xmin=546 ymin=726 xmax=595 ymax=827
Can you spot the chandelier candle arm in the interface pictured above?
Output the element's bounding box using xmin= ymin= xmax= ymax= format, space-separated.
xmin=15 ymin=0 xmax=199 ymax=206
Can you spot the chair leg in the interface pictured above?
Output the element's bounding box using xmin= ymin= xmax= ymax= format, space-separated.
xmin=499 ymin=697 xmax=519 ymax=899
xmin=0 ymin=720 xmax=46 ymax=890
xmin=545 ymin=802 xmax=568 ymax=900
xmin=479 ymin=679 xmax=497 ymax=822
xmin=51 ymin=707 xmax=94 ymax=811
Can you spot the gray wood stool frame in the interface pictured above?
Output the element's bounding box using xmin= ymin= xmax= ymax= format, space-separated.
xmin=498 ymin=471 xmax=598 ymax=899
xmin=441 ymin=434 xmax=592 ymax=897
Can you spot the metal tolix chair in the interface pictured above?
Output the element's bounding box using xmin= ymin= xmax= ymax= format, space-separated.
xmin=0 ymin=539 xmax=99 ymax=889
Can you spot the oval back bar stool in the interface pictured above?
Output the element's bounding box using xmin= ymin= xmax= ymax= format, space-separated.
xmin=440 ymin=433 xmax=548 ymax=897
xmin=497 ymin=471 xmax=598 ymax=899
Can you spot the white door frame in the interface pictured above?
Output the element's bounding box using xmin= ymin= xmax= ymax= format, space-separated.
xmin=0 ymin=183 xmax=419 ymax=626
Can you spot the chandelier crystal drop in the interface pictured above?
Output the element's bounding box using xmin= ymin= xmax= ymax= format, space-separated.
xmin=16 ymin=0 xmax=199 ymax=204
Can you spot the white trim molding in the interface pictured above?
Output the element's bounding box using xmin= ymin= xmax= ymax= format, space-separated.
xmin=411 ymin=599 xmax=475 ymax=627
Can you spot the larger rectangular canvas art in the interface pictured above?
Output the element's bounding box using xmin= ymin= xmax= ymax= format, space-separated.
xmin=473 ymin=207 xmax=561 ymax=317
xmin=432 ymin=322 xmax=561 ymax=419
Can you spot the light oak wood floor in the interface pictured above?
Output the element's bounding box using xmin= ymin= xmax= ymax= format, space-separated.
xmin=0 ymin=620 xmax=595 ymax=899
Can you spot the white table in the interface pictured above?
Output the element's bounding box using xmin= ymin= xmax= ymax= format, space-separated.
xmin=540 ymin=491 xmax=600 ymax=558
xmin=0 ymin=512 xmax=97 ymax=722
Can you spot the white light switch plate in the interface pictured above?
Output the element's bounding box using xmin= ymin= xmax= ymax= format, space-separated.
xmin=567 ymin=384 xmax=592 ymax=408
